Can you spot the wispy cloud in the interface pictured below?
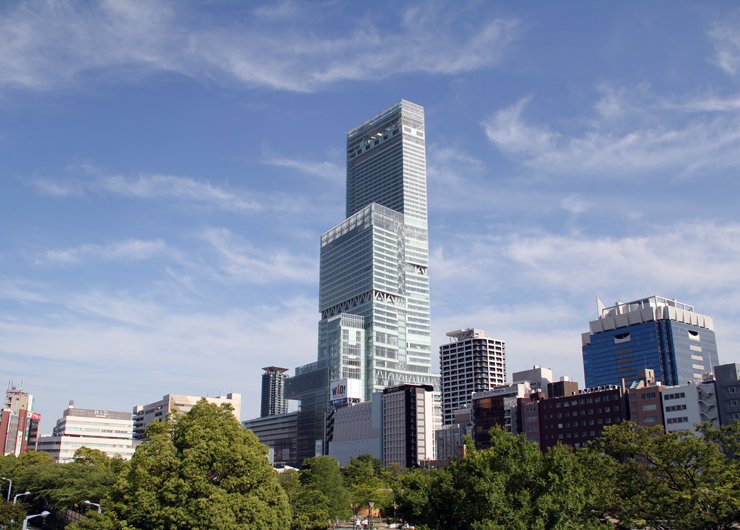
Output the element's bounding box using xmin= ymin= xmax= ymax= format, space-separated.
xmin=200 ymin=228 xmax=317 ymax=284
xmin=483 ymin=94 xmax=740 ymax=178
xmin=263 ymin=154 xmax=344 ymax=185
xmin=41 ymin=239 xmax=171 ymax=265
xmin=433 ymin=221 xmax=740 ymax=300
xmin=31 ymin=167 xmax=264 ymax=211
xmin=98 ymin=174 xmax=262 ymax=211
xmin=708 ymin=12 xmax=740 ymax=77
xmin=0 ymin=1 xmax=518 ymax=93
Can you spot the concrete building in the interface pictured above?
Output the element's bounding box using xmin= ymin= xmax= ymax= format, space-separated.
xmin=382 ymin=384 xmax=434 ymax=467
xmin=713 ymin=363 xmax=740 ymax=426
xmin=512 ymin=366 xmax=552 ymax=397
xmin=0 ymin=382 xmax=39 ymax=456
xmin=132 ymin=393 xmax=241 ymax=440
xmin=37 ymin=402 xmax=134 ymax=463
xmin=582 ymin=296 xmax=719 ymax=388
xmin=243 ymin=412 xmax=298 ymax=467
xmin=625 ymin=369 xmax=666 ymax=428
xmin=471 ymin=383 xmax=531 ymax=450
xmin=328 ymin=394 xmax=383 ymax=466
xmin=540 ymin=385 xmax=627 ymax=451
xmin=261 ymin=366 xmax=289 ymax=417
xmin=662 ymin=378 xmax=718 ymax=434
xmin=286 ymin=100 xmax=440 ymax=464
xmin=547 ymin=377 xmax=579 ymax=398
xmin=440 ymin=329 xmax=506 ymax=425
xmin=435 ymin=407 xmax=473 ymax=462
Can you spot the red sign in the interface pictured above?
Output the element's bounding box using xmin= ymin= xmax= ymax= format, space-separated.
xmin=26 ymin=412 xmax=41 ymax=420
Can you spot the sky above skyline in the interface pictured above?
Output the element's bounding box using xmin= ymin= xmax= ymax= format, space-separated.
xmin=2 ymin=0 xmax=740 ymax=433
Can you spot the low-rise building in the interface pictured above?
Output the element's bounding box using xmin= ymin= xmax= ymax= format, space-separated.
xmin=540 ymin=385 xmax=627 ymax=451
xmin=243 ymin=411 xmax=298 ymax=467
xmin=714 ymin=363 xmax=740 ymax=426
xmin=435 ymin=407 xmax=473 ymax=461
xmin=471 ymin=382 xmax=531 ymax=450
xmin=37 ymin=402 xmax=134 ymax=462
xmin=327 ymin=395 xmax=382 ymax=466
xmin=662 ymin=378 xmax=718 ymax=433
xmin=626 ymin=369 xmax=666 ymax=428
xmin=133 ymin=393 xmax=241 ymax=440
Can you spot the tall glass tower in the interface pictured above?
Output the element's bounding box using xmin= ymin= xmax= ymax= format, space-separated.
xmin=286 ymin=100 xmax=439 ymax=463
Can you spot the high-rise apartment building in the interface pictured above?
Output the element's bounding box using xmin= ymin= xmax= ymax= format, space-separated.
xmin=261 ymin=366 xmax=289 ymax=417
xmin=440 ymin=329 xmax=506 ymax=425
xmin=286 ymin=100 xmax=440 ymax=464
xmin=582 ymin=296 xmax=719 ymax=388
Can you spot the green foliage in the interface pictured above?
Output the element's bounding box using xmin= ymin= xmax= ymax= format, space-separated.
xmin=0 ymin=499 xmax=26 ymax=530
xmin=72 ymin=399 xmax=290 ymax=530
xmin=278 ymin=468 xmax=330 ymax=530
xmin=300 ymin=456 xmax=350 ymax=520
xmin=394 ymin=427 xmax=608 ymax=530
xmin=589 ymin=420 xmax=740 ymax=530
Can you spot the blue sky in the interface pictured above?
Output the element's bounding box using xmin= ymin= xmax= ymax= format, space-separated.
xmin=2 ymin=0 xmax=740 ymax=432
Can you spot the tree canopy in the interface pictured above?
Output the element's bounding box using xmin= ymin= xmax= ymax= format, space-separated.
xmin=72 ymin=399 xmax=290 ymax=530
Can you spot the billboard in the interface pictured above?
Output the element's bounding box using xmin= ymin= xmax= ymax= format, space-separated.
xmin=26 ymin=412 xmax=41 ymax=420
xmin=329 ymin=378 xmax=362 ymax=406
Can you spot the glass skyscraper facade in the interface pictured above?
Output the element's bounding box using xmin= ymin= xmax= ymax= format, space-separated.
xmin=582 ymin=296 xmax=719 ymax=388
xmin=286 ymin=100 xmax=439 ymax=463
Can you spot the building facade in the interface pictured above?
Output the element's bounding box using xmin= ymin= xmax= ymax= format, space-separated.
xmin=382 ymin=384 xmax=434 ymax=467
xmin=243 ymin=412 xmax=298 ymax=467
xmin=286 ymin=100 xmax=440 ymax=464
xmin=440 ymin=329 xmax=506 ymax=425
xmin=471 ymin=383 xmax=531 ymax=450
xmin=328 ymin=394 xmax=383 ymax=466
xmin=132 ymin=393 xmax=241 ymax=440
xmin=662 ymin=379 xmax=718 ymax=433
xmin=539 ymin=386 xmax=627 ymax=451
xmin=582 ymin=296 xmax=719 ymax=388
xmin=37 ymin=402 xmax=134 ymax=462
xmin=0 ymin=383 xmax=39 ymax=456
xmin=714 ymin=363 xmax=740 ymax=426
xmin=261 ymin=366 xmax=289 ymax=417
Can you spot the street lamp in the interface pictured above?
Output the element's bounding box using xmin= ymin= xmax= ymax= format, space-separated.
xmin=84 ymin=500 xmax=102 ymax=514
xmin=14 ymin=491 xmax=30 ymax=505
xmin=22 ymin=511 xmax=49 ymax=530
xmin=1 ymin=477 xmax=11 ymax=502
xmin=368 ymin=501 xmax=375 ymax=529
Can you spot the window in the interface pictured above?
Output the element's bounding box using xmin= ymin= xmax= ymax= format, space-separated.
xmin=605 ymin=407 xmax=611 ymax=413
xmin=557 ymin=413 xmax=562 ymax=418
xmin=688 ymin=330 xmax=700 ymax=341
xmin=642 ymin=392 xmax=657 ymax=400
xmin=644 ymin=416 xmax=658 ymax=423
xmin=642 ymin=404 xmax=657 ymax=412
xmin=588 ymin=409 xmax=594 ymax=414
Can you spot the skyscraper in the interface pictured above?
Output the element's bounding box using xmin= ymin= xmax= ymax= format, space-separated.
xmin=582 ymin=296 xmax=719 ymax=388
xmin=286 ymin=100 xmax=440 ymax=463
xmin=261 ymin=366 xmax=289 ymax=417
xmin=439 ymin=328 xmax=506 ymax=425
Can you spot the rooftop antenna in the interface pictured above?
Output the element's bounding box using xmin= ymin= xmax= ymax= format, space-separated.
xmin=20 ymin=378 xmax=23 ymax=390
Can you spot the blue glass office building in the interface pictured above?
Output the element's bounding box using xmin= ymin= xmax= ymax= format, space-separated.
xmin=286 ymin=100 xmax=440 ymax=463
xmin=582 ymin=296 xmax=719 ymax=388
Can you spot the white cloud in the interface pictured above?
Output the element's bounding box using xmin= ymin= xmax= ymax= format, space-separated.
xmin=200 ymin=227 xmax=317 ymax=284
xmin=483 ymin=93 xmax=740 ymax=178
xmin=98 ymin=174 xmax=263 ymax=211
xmin=30 ymin=177 xmax=85 ymax=197
xmin=560 ymin=194 xmax=589 ymax=215
xmin=433 ymin=221 xmax=740 ymax=302
xmin=41 ymin=239 xmax=171 ymax=265
xmin=0 ymin=1 xmax=518 ymax=93
xmin=482 ymin=97 xmax=557 ymax=155
xmin=263 ymin=155 xmax=344 ymax=185
xmin=708 ymin=13 xmax=740 ymax=77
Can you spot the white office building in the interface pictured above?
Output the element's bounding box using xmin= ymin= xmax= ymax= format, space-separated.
xmin=663 ymin=378 xmax=719 ymax=433
xmin=37 ymin=402 xmax=134 ymax=463
xmin=133 ymin=393 xmax=241 ymax=440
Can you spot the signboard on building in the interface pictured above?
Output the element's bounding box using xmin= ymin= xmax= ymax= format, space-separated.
xmin=315 ymin=439 xmax=323 ymax=457
xmin=26 ymin=412 xmax=41 ymax=420
xmin=329 ymin=378 xmax=362 ymax=406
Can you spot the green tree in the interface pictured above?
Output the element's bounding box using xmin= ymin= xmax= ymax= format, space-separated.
xmin=72 ymin=399 xmax=290 ymax=530
xmin=394 ymin=429 xmax=608 ymax=530
xmin=589 ymin=420 xmax=740 ymax=530
xmin=300 ymin=456 xmax=350 ymax=521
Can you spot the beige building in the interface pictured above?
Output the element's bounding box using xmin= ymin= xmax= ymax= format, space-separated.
xmin=383 ymin=384 xmax=434 ymax=467
xmin=37 ymin=402 xmax=134 ymax=463
xmin=133 ymin=393 xmax=241 ymax=440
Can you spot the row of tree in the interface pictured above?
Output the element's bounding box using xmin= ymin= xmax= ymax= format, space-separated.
xmin=0 ymin=400 xmax=737 ymax=530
